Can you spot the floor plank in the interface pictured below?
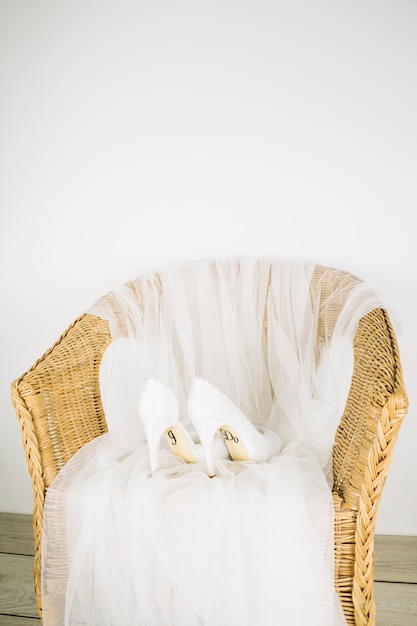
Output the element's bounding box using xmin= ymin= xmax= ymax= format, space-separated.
xmin=0 ymin=514 xmax=34 ymax=557
xmin=375 ymin=535 xmax=417 ymax=583
xmin=375 ymin=582 xmax=417 ymax=626
xmin=0 ymin=617 xmax=40 ymax=625
xmin=0 ymin=554 xmax=38 ymax=619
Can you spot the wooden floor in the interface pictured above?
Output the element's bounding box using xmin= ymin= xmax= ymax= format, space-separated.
xmin=0 ymin=513 xmax=416 ymax=625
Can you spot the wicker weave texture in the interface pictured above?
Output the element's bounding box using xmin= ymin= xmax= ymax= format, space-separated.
xmin=332 ymin=309 xmax=407 ymax=625
xmin=10 ymin=314 xmax=112 ymax=615
xmin=10 ymin=266 xmax=408 ymax=624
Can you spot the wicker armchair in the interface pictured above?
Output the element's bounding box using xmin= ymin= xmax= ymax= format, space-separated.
xmin=10 ymin=262 xmax=408 ymax=625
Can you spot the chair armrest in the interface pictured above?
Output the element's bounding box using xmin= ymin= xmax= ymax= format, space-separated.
xmin=10 ymin=312 xmax=112 ymax=618
xmin=332 ymin=308 xmax=408 ymax=625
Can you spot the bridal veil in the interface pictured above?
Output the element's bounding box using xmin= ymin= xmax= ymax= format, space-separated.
xmin=41 ymin=258 xmax=385 ymax=625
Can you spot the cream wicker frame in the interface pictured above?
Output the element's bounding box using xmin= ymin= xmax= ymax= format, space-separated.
xmin=10 ymin=264 xmax=408 ymax=625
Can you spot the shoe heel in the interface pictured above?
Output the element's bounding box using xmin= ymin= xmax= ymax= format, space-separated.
xmin=187 ymin=378 xmax=222 ymax=476
xmin=200 ymin=429 xmax=217 ymax=477
xmin=146 ymin=430 xmax=162 ymax=475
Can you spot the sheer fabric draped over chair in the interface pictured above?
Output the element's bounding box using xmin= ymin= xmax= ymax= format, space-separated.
xmin=10 ymin=258 xmax=408 ymax=626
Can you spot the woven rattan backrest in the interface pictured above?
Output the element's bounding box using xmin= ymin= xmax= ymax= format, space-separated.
xmin=310 ymin=264 xmax=363 ymax=359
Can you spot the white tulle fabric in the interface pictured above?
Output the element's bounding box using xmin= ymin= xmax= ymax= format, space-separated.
xmin=41 ymin=258 xmax=385 ymax=626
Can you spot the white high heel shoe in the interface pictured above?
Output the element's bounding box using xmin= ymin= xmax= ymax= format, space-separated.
xmin=138 ymin=377 xmax=202 ymax=474
xmin=138 ymin=377 xmax=229 ymax=474
xmin=187 ymin=377 xmax=282 ymax=476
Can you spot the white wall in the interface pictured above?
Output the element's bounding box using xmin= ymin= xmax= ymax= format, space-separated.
xmin=1 ymin=0 xmax=416 ymax=535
